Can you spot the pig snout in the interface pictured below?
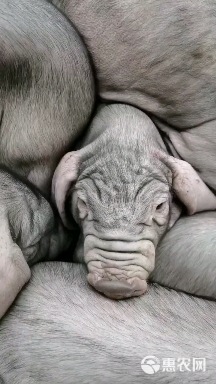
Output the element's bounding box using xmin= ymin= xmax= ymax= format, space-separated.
xmin=84 ymin=235 xmax=155 ymax=300
xmin=87 ymin=273 xmax=147 ymax=299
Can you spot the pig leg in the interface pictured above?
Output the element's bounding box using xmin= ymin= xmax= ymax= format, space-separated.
xmin=0 ymin=224 xmax=30 ymax=319
xmin=151 ymin=211 xmax=216 ymax=298
xmin=0 ymin=166 xmax=71 ymax=318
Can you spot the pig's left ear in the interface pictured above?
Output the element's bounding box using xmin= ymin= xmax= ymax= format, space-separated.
xmin=155 ymin=152 xmax=216 ymax=216
xmin=52 ymin=152 xmax=80 ymax=228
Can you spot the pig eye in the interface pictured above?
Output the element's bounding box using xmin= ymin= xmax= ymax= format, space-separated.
xmin=77 ymin=198 xmax=88 ymax=220
xmin=154 ymin=200 xmax=169 ymax=226
xmin=156 ymin=201 xmax=167 ymax=212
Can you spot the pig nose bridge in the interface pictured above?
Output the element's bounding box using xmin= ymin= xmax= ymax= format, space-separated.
xmin=86 ymin=231 xmax=134 ymax=243
xmin=106 ymin=203 xmax=152 ymax=229
xmin=96 ymin=218 xmax=152 ymax=237
xmin=84 ymin=231 xmax=156 ymax=253
xmin=106 ymin=202 xmax=137 ymax=223
xmin=85 ymin=243 xmax=140 ymax=260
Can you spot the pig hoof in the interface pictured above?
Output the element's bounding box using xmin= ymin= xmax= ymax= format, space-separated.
xmin=87 ymin=273 xmax=147 ymax=299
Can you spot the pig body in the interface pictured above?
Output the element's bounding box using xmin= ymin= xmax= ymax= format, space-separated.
xmin=0 ymin=0 xmax=94 ymax=318
xmin=51 ymin=0 xmax=216 ymax=193
xmin=0 ymin=0 xmax=94 ymax=194
xmin=52 ymin=103 xmax=216 ymax=299
xmin=49 ymin=0 xmax=216 ymax=300
xmin=0 ymin=262 xmax=215 ymax=384
xmin=152 ymin=211 xmax=216 ymax=299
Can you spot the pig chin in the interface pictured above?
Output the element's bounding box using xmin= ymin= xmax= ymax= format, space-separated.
xmin=84 ymin=234 xmax=155 ymax=300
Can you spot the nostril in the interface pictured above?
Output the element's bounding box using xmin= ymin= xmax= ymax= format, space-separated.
xmin=87 ymin=273 xmax=147 ymax=299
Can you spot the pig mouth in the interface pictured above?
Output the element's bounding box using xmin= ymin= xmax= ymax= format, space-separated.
xmin=84 ymin=235 xmax=155 ymax=300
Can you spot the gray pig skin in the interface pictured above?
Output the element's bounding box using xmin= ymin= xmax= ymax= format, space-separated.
xmin=52 ymin=103 xmax=216 ymax=300
xmin=52 ymin=103 xmax=173 ymax=299
xmin=50 ymin=0 xmax=216 ymax=193
xmin=152 ymin=211 xmax=216 ymax=299
xmin=0 ymin=0 xmax=94 ymax=318
xmin=0 ymin=0 xmax=94 ymax=193
xmin=0 ymin=262 xmax=216 ymax=384
xmin=0 ymin=166 xmax=71 ymax=320
xmin=50 ymin=0 xmax=216 ymax=299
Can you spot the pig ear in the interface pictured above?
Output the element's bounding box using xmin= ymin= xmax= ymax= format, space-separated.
xmin=155 ymin=152 xmax=216 ymax=215
xmin=52 ymin=152 xmax=80 ymax=228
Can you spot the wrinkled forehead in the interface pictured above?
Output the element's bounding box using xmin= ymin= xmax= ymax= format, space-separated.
xmin=79 ymin=142 xmax=170 ymax=183
xmin=76 ymin=168 xmax=170 ymax=205
xmin=74 ymin=174 xmax=170 ymax=232
xmin=76 ymin=128 xmax=171 ymax=211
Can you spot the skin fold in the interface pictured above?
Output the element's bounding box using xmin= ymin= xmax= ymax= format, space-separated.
xmin=50 ymin=0 xmax=216 ymax=193
xmin=0 ymin=167 xmax=71 ymax=319
xmin=0 ymin=4 xmax=216 ymax=379
xmin=0 ymin=0 xmax=215 ymax=314
xmin=48 ymin=0 xmax=216 ymax=299
xmin=0 ymin=262 xmax=216 ymax=384
xmin=0 ymin=0 xmax=95 ymax=318
xmin=52 ymin=104 xmax=216 ymax=299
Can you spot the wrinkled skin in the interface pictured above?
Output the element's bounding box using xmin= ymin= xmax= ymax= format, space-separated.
xmin=1 ymin=262 xmax=216 ymax=384
xmin=52 ymin=104 xmax=216 ymax=300
xmin=152 ymin=211 xmax=216 ymax=299
xmin=0 ymin=0 xmax=94 ymax=193
xmin=51 ymin=0 xmax=216 ymax=193
xmin=50 ymin=0 xmax=216 ymax=300
xmin=0 ymin=0 xmax=94 ymax=318
xmin=0 ymin=167 xmax=70 ymax=319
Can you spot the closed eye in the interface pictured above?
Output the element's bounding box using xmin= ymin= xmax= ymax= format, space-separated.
xmin=156 ymin=202 xmax=164 ymax=210
xmin=77 ymin=197 xmax=88 ymax=220
xmin=155 ymin=200 xmax=168 ymax=212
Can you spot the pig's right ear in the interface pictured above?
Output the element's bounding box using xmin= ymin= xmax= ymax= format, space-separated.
xmin=154 ymin=151 xmax=216 ymax=215
xmin=52 ymin=152 xmax=80 ymax=228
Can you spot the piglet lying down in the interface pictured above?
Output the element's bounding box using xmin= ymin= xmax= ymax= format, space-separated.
xmin=52 ymin=104 xmax=216 ymax=299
